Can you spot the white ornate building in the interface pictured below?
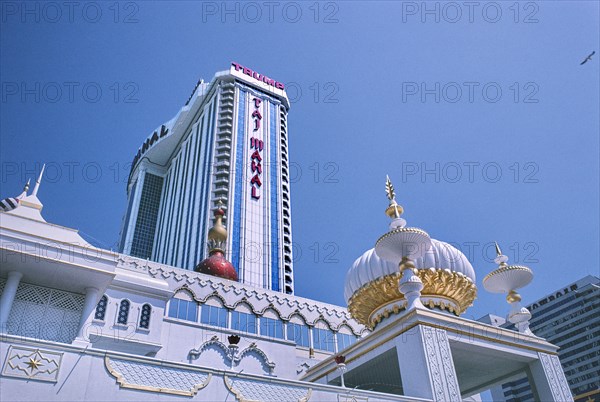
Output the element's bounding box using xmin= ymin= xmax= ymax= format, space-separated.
xmin=0 ymin=173 xmax=575 ymax=401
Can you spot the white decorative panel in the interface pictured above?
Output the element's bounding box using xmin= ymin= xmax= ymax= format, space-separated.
xmin=224 ymin=375 xmax=311 ymax=402
xmin=421 ymin=326 xmax=461 ymax=402
xmin=105 ymin=356 xmax=212 ymax=396
xmin=538 ymin=353 xmax=574 ymax=402
xmin=2 ymin=345 xmax=63 ymax=382
xmin=6 ymin=283 xmax=84 ymax=344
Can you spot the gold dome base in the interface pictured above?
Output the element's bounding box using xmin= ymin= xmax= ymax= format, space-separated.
xmin=348 ymin=268 xmax=477 ymax=329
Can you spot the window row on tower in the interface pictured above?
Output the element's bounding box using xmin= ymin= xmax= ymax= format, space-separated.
xmin=279 ymin=104 xmax=293 ymax=295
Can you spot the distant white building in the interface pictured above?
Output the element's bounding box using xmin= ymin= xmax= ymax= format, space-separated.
xmin=0 ymin=64 xmax=576 ymax=402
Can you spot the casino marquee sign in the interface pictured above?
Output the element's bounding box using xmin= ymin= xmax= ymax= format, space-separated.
xmin=231 ymin=62 xmax=285 ymax=91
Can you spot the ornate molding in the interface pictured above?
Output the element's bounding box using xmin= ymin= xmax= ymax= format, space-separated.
xmin=105 ymin=355 xmax=212 ymax=396
xmin=224 ymin=375 xmax=312 ymax=402
xmin=189 ymin=337 xmax=276 ymax=374
xmin=538 ymin=353 xmax=574 ymax=401
xmin=348 ymin=268 xmax=477 ymax=328
xmin=2 ymin=346 xmax=63 ymax=382
xmin=421 ymin=326 xmax=461 ymax=402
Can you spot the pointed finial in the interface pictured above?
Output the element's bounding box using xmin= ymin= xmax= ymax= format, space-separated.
xmin=17 ymin=179 xmax=31 ymax=199
xmin=493 ymin=241 xmax=509 ymax=265
xmin=32 ymin=164 xmax=45 ymax=197
xmin=384 ymin=175 xmax=404 ymax=220
xmin=495 ymin=242 xmax=502 ymax=257
xmin=385 ymin=175 xmax=395 ymax=201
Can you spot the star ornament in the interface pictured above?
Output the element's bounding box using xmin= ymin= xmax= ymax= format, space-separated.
xmin=26 ymin=357 xmax=44 ymax=371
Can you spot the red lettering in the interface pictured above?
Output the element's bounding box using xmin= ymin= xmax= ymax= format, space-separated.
xmin=251 ymin=186 xmax=260 ymax=200
xmin=250 ymin=138 xmax=264 ymax=151
xmin=251 ymin=174 xmax=262 ymax=187
xmin=231 ymin=62 xmax=242 ymax=71
xmin=251 ymin=161 xmax=262 ymax=174
xmin=251 ymin=150 xmax=262 ymax=162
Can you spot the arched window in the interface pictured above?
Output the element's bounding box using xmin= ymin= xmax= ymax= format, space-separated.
xmin=168 ymin=290 xmax=198 ymax=322
xmin=117 ymin=300 xmax=130 ymax=325
xmin=231 ymin=303 xmax=257 ymax=334
xmin=313 ymin=320 xmax=335 ymax=352
xmin=139 ymin=304 xmax=151 ymax=329
xmin=200 ymin=297 xmax=228 ymax=328
xmin=286 ymin=314 xmax=309 ymax=347
xmin=260 ymin=309 xmax=284 ymax=339
xmin=94 ymin=295 xmax=108 ymax=321
xmin=337 ymin=325 xmax=358 ymax=352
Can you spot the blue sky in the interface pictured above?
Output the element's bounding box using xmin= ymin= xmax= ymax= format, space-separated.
xmin=1 ymin=1 xmax=598 ymax=325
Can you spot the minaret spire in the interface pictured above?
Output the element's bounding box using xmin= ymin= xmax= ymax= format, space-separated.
xmin=32 ymin=164 xmax=45 ymax=197
xmin=18 ymin=179 xmax=31 ymax=199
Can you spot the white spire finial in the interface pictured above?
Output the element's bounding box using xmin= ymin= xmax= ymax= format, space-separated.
xmin=32 ymin=164 xmax=45 ymax=197
xmin=17 ymin=179 xmax=31 ymax=199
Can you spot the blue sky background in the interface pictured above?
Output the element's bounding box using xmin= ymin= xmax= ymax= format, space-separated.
xmin=1 ymin=0 xmax=598 ymax=329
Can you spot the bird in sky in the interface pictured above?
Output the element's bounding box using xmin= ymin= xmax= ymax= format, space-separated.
xmin=580 ymin=51 xmax=595 ymax=65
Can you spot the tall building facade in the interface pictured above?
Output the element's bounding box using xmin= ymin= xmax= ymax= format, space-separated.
xmin=491 ymin=275 xmax=600 ymax=402
xmin=119 ymin=63 xmax=294 ymax=294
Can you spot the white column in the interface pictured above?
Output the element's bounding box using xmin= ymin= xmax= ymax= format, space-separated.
xmin=0 ymin=271 xmax=23 ymax=332
xmin=309 ymin=326 xmax=315 ymax=358
xmin=78 ymin=287 xmax=99 ymax=338
xmin=528 ymin=352 xmax=574 ymax=401
xmin=282 ymin=320 xmax=288 ymax=340
xmin=396 ymin=325 xmax=461 ymax=401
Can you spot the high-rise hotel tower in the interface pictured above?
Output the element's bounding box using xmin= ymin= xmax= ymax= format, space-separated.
xmin=119 ymin=63 xmax=294 ymax=294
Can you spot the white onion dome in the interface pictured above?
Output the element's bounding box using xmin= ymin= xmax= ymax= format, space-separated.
xmin=345 ymin=239 xmax=475 ymax=302
xmin=345 ymin=238 xmax=478 ymax=328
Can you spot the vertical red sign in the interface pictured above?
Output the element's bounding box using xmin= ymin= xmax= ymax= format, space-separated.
xmin=250 ymin=98 xmax=263 ymax=200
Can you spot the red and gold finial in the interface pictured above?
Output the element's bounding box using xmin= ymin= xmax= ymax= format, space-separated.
xmin=194 ymin=200 xmax=238 ymax=281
